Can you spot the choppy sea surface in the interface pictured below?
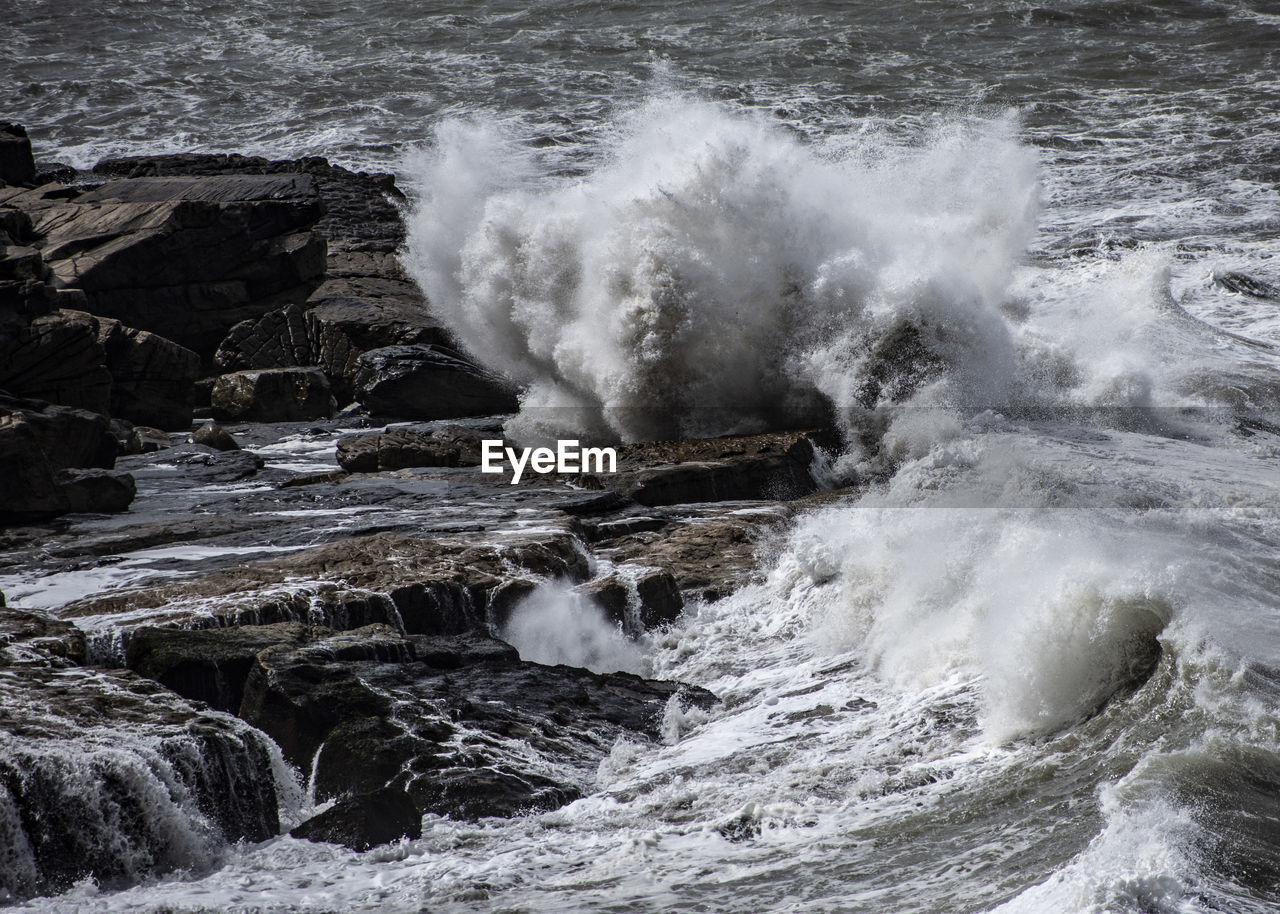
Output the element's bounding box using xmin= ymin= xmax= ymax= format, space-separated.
xmin=5 ymin=1 xmax=1280 ymax=911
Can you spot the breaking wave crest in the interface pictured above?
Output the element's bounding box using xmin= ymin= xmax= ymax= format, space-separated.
xmin=403 ymin=95 xmax=1040 ymax=445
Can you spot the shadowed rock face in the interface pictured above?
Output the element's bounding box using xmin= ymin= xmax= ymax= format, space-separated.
xmin=0 ymin=395 xmax=131 ymax=524
xmin=0 ymin=124 xmax=35 ymax=187
xmin=7 ymin=174 xmax=326 ymax=360
xmin=97 ymin=316 xmax=200 ymax=429
xmin=289 ymin=786 xmax=422 ymax=851
xmin=0 ymin=609 xmax=283 ymax=902
xmin=213 ymin=296 xmax=454 ymax=406
xmin=354 ymin=344 xmax=519 ymax=420
xmin=1 ymin=239 xmax=201 ymax=428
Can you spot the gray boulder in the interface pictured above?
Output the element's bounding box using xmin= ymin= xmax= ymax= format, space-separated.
xmin=54 ymin=467 xmax=137 ymax=514
xmin=0 ymin=399 xmax=133 ymax=523
xmin=126 ymin=425 xmax=171 ymax=454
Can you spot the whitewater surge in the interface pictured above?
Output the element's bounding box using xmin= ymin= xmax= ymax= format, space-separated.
xmin=403 ymin=96 xmax=1039 ymax=445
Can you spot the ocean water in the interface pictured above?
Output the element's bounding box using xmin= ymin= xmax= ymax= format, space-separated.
xmin=5 ymin=1 xmax=1280 ymax=911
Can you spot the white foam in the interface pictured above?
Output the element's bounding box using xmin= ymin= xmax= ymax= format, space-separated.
xmin=501 ymin=580 xmax=648 ymax=675
xmin=402 ymin=95 xmax=1039 ymax=445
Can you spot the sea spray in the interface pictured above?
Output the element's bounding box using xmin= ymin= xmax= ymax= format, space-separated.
xmin=501 ymin=580 xmax=648 ymax=675
xmin=403 ymin=96 xmax=1039 ymax=446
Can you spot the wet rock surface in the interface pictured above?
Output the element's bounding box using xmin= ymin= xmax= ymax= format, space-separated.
xmin=289 ymin=786 xmax=422 ymax=851
xmin=0 ymin=607 xmax=283 ymax=902
xmin=0 ymin=138 xmax=861 ymax=883
xmin=211 ymin=366 xmax=336 ymax=422
xmin=601 ymin=428 xmax=838 ymax=507
xmin=244 ymin=632 xmax=716 ymax=824
xmin=335 ymin=423 xmax=494 ymax=472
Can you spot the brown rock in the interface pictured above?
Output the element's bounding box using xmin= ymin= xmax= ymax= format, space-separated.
xmin=335 ymin=424 xmax=490 ymax=472
xmin=602 ymin=428 xmax=838 ymax=507
xmin=192 ymin=419 xmax=240 ymax=451
xmin=211 ymin=366 xmax=335 ymax=422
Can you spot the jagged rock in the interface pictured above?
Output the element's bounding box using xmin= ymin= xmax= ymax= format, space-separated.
xmin=126 ymin=622 xmax=361 ymax=714
xmin=61 ymin=530 xmax=589 ymax=645
xmin=0 ymin=245 xmax=44 ymax=282
xmin=55 ymin=467 xmax=136 ymax=514
xmin=240 ymin=635 xmax=716 ymax=821
xmin=604 ymin=428 xmax=836 ymax=507
xmin=126 ymin=425 xmax=171 ymax=454
xmin=0 ymin=400 xmax=116 ymax=471
xmin=212 ymin=296 xmax=455 ymax=407
xmin=354 ymin=344 xmax=518 ymax=420
xmin=1213 ymin=270 xmax=1280 ymax=302
xmin=0 ymin=395 xmax=118 ymax=470
xmin=577 ymin=569 xmax=684 ymax=636
xmin=17 ymin=174 xmax=326 ymax=358
xmin=32 ymin=162 xmax=76 ymax=186
xmin=213 ymin=303 xmax=312 ymax=373
xmin=0 ymin=411 xmax=67 ymax=522
xmin=853 ymin=319 xmax=946 ymax=412
xmin=307 ymin=295 xmax=453 ymax=404
xmin=0 ymin=207 xmax=35 ymax=247
xmin=290 ymin=786 xmax=421 ymax=851
xmin=0 ymin=124 xmax=35 ymax=186
xmin=211 ymin=367 xmax=335 ymax=422
xmin=635 ymin=569 xmax=684 ymax=629
xmin=91 ymin=152 xmax=405 ymax=252
xmin=599 ymin=504 xmax=798 ymax=602
xmin=577 ymin=577 xmax=630 ymax=625
xmin=192 ymin=419 xmax=240 ymax=451
xmin=335 ymin=424 xmax=490 ymax=472
xmin=0 ymin=303 xmax=113 ymax=415
xmin=98 ymin=317 xmax=200 ymax=429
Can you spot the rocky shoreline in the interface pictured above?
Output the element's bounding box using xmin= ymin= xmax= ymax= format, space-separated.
xmin=0 ymin=123 xmax=850 ymax=902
